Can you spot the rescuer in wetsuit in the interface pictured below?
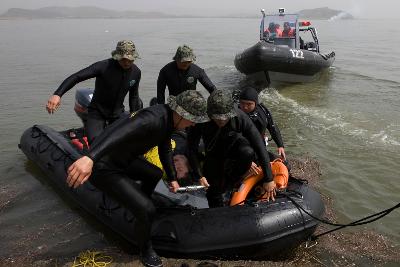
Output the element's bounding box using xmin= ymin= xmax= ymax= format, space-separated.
xmin=156 ymin=44 xmax=216 ymax=104
xmin=238 ymin=87 xmax=286 ymax=160
xmin=46 ymin=40 xmax=142 ymax=144
xmin=65 ymin=90 xmax=210 ymax=267
xmin=187 ymin=89 xmax=276 ymax=208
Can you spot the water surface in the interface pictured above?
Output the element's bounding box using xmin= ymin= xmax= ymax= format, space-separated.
xmin=0 ymin=18 xmax=399 ymax=259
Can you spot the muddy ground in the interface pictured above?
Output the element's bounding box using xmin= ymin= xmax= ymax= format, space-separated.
xmin=1 ymin=155 xmax=399 ymax=267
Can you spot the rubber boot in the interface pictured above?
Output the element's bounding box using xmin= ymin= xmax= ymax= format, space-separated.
xmin=140 ymin=244 xmax=163 ymax=267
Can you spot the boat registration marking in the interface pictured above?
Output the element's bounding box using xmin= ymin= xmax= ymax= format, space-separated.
xmin=289 ymin=49 xmax=304 ymax=59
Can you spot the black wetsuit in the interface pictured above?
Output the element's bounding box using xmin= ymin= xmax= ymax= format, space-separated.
xmin=171 ymin=130 xmax=188 ymax=156
xmin=87 ymin=104 xmax=176 ymax=250
xmin=245 ymin=104 xmax=290 ymax=168
xmin=245 ymin=103 xmax=284 ymax=148
xmin=187 ymin=109 xmax=273 ymax=207
xmin=156 ymin=61 xmax=216 ymax=104
xmin=53 ymin=58 xmax=142 ymax=143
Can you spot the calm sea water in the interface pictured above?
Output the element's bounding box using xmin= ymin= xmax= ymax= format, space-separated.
xmin=0 ymin=18 xmax=399 ymax=259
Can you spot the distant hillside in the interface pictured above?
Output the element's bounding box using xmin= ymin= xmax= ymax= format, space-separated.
xmin=0 ymin=6 xmax=176 ymax=19
xmin=220 ymin=7 xmax=354 ymax=19
xmin=0 ymin=6 xmax=354 ymax=20
xmin=298 ymin=7 xmax=353 ymax=20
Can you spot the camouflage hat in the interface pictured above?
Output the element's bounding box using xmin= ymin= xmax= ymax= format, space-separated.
xmin=111 ymin=40 xmax=139 ymax=61
xmin=168 ymin=90 xmax=209 ymax=123
xmin=173 ymin=45 xmax=196 ymax=62
xmin=207 ymin=89 xmax=237 ymax=120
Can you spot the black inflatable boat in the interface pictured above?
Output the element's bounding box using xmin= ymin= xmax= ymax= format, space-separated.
xmin=18 ymin=89 xmax=325 ymax=259
xmin=234 ymin=8 xmax=335 ymax=83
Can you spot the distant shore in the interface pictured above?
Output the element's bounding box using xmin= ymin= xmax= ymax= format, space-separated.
xmin=0 ymin=16 xmax=356 ymax=21
xmin=0 ymin=6 xmax=353 ymax=20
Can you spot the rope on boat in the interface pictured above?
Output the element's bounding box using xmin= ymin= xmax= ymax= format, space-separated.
xmin=277 ymin=191 xmax=400 ymax=240
xmin=31 ymin=126 xmax=74 ymax=172
xmin=242 ymin=175 xmax=399 ymax=240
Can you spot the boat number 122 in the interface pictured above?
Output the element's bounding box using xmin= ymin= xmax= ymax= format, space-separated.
xmin=290 ymin=49 xmax=304 ymax=59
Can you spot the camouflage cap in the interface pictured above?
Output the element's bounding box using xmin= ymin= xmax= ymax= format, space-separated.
xmin=111 ymin=40 xmax=139 ymax=61
xmin=207 ymin=89 xmax=237 ymax=120
xmin=173 ymin=45 xmax=196 ymax=62
xmin=168 ymin=90 xmax=209 ymax=123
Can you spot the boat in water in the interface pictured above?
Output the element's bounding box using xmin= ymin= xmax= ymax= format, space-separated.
xmin=234 ymin=8 xmax=335 ymax=83
xmin=18 ymin=88 xmax=325 ymax=259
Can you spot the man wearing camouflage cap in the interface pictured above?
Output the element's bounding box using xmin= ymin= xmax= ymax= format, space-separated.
xmin=46 ymin=40 xmax=142 ymax=144
xmin=66 ymin=90 xmax=209 ymax=267
xmin=156 ymin=44 xmax=216 ymax=104
xmin=187 ymin=89 xmax=276 ymax=207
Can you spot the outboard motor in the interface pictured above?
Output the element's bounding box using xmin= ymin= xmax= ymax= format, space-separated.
xmin=74 ymin=88 xmax=94 ymax=124
xmin=74 ymin=88 xmax=144 ymax=124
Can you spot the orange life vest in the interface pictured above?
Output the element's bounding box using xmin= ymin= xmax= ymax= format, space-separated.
xmin=230 ymin=159 xmax=289 ymax=206
xmin=282 ymin=29 xmax=294 ymax=37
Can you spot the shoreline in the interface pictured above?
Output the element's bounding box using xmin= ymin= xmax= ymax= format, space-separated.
xmin=1 ymin=156 xmax=399 ymax=266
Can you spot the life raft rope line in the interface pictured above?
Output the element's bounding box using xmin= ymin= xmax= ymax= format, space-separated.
xmin=31 ymin=126 xmax=76 ymax=172
xmin=277 ymin=191 xmax=400 ymax=240
xmin=31 ymin=127 xmax=52 ymax=153
xmin=49 ymin=146 xmax=65 ymax=161
xmin=33 ymin=126 xmax=126 ymax=216
xmin=239 ymin=175 xmax=399 ymax=239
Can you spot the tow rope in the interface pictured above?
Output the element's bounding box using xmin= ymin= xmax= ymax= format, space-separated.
xmin=71 ymin=250 xmax=113 ymax=267
xmin=278 ymin=191 xmax=400 ymax=241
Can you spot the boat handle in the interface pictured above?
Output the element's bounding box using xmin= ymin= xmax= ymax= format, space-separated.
xmin=176 ymin=185 xmax=206 ymax=193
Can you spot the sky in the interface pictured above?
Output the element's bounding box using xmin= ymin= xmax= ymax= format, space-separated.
xmin=0 ymin=0 xmax=398 ymax=19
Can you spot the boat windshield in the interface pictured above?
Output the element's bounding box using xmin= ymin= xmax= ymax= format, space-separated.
xmin=260 ymin=13 xmax=298 ymax=48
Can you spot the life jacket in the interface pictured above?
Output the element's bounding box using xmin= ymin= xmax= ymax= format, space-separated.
xmin=143 ymin=140 xmax=176 ymax=179
xmin=68 ymin=129 xmax=90 ymax=152
xmin=282 ymin=28 xmax=294 ymax=37
xmin=229 ymin=159 xmax=289 ymax=206
xmin=265 ymin=28 xmax=282 ymax=38
xmin=269 ymin=158 xmax=289 ymax=189
xmin=71 ymin=137 xmax=89 ymax=151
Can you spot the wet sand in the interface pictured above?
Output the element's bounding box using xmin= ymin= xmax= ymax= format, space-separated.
xmin=1 ymin=156 xmax=399 ymax=267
